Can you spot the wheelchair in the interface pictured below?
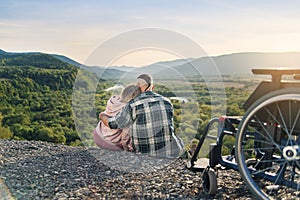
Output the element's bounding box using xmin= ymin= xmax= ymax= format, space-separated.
xmin=186 ymin=69 xmax=300 ymax=199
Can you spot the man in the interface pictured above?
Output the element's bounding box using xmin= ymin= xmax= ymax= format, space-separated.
xmin=99 ymin=74 xmax=184 ymax=158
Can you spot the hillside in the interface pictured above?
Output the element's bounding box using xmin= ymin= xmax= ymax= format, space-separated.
xmin=0 ymin=50 xmax=88 ymax=146
xmin=0 ymin=49 xmax=126 ymax=80
xmin=51 ymin=54 xmax=83 ymax=68
xmin=0 ymin=50 xmax=76 ymax=70
xmin=0 ymin=49 xmax=129 ymax=148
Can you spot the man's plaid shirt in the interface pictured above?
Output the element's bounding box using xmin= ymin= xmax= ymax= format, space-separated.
xmin=108 ymin=91 xmax=184 ymax=157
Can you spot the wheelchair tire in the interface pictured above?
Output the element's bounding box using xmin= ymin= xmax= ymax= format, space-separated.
xmin=202 ymin=168 xmax=217 ymax=195
xmin=236 ymin=88 xmax=300 ymax=200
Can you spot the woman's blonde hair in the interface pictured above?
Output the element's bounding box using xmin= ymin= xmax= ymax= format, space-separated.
xmin=120 ymin=84 xmax=141 ymax=103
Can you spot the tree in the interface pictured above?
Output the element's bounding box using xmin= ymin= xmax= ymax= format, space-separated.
xmin=0 ymin=126 xmax=12 ymax=139
xmin=53 ymin=131 xmax=66 ymax=144
xmin=36 ymin=127 xmax=54 ymax=142
xmin=226 ymin=103 xmax=244 ymax=116
xmin=3 ymin=114 xmax=30 ymax=126
xmin=0 ymin=113 xmax=13 ymax=139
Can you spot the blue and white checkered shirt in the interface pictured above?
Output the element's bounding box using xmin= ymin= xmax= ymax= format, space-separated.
xmin=108 ymin=91 xmax=184 ymax=158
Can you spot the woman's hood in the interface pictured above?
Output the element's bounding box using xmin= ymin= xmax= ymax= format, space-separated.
xmin=104 ymin=95 xmax=125 ymax=116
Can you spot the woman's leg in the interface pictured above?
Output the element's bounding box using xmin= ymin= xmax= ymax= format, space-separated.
xmin=93 ymin=130 xmax=122 ymax=151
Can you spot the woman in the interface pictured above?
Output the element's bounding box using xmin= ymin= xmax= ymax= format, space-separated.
xmin=93 ymin=84 xmax=141 ymax=151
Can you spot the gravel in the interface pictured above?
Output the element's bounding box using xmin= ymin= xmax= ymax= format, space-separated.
xmin=0 ymin=139 xmax=254 ymax=200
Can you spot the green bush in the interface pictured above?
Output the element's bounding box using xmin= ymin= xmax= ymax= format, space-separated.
xmin=0 ymin=126 xmax=13 ymax=139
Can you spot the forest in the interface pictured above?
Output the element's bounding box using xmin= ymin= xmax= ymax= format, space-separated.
xmin=0 ymin=53 xmax=80 ymax=145
xmin=0 ymin=52 xmax=261 ymax=155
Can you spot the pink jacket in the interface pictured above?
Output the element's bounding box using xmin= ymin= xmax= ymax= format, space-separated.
xmin=95 ymin=95 xmax=133 ymax=151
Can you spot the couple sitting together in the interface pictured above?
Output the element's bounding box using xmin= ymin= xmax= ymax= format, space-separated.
xmin=94 ymin=74 xmax=184 ymax=158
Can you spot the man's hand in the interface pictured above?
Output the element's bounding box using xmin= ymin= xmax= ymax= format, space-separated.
xmin=99 ymin=112 xmax=110 ymax=127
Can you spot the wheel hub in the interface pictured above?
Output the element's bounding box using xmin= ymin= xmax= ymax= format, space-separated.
xmin=283 ymin=145 xmax=300 ymax=161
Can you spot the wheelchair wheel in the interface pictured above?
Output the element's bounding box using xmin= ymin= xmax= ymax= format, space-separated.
xmin=202 ymin=167 xmax=217 ymax=195
xmin=236 ymin=88 xmax=300 ymax=199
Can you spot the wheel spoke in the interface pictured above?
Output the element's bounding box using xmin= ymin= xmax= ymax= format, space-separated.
xmin=275 ymin=102 xmax=289 ymax=136
xmin=274 ymin=162 xmax=288 ymax=184
xmin=263 ymin=105 xmax=293 ymax=147
xmin=252 ymin=115 xmax=282 ymax=153
xmin=252 ymin=164 xmax=278 ymax=175
xmin=291 ymin=108 xmax=300 ymax=136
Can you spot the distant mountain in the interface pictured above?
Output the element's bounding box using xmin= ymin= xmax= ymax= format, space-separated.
xmin=211 ymin=52 xmax=300 ymax=74
xmin=97 ymin=52 xmax=300 ymax=79
xmin=128 ymin=58 xmax=194 ymax=75
xmin=84 ymin=66 xmax=132 ymax=79
xmin=152 ymin=52 xmax=300 ymax=78
xmin=107 ymin=65 xmax=135 ymax=72
xmin=0 ymin=49 xmax=7 ymax=54
xmin=49 ymin=52 xmax=134 ymax=79
xmin=2 ymin=49 xmax=300 ymax=79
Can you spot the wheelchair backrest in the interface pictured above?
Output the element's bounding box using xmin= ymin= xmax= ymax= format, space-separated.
xmin=243 ymin=69 xmax=300 ymax=110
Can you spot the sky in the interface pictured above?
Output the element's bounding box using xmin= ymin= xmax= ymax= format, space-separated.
xmin=1 ymin=0 xmax=300 ymax=67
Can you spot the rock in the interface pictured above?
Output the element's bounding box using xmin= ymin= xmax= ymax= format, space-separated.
xmin=105 ymin=170 xmax=112 ymax=176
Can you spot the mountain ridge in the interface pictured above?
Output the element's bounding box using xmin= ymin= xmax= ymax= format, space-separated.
xmin=1 ymin=49 xmax=300 ymax=78
xmin=0 ymin=49 xmax=76 ymax=70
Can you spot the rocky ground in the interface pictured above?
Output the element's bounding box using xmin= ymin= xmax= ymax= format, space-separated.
xmin=0 ymin=140 xmax=254 ymax=200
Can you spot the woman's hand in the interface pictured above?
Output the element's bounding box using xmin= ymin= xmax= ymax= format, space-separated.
xmin=99 ymin=112 xmax=110 ymax=127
